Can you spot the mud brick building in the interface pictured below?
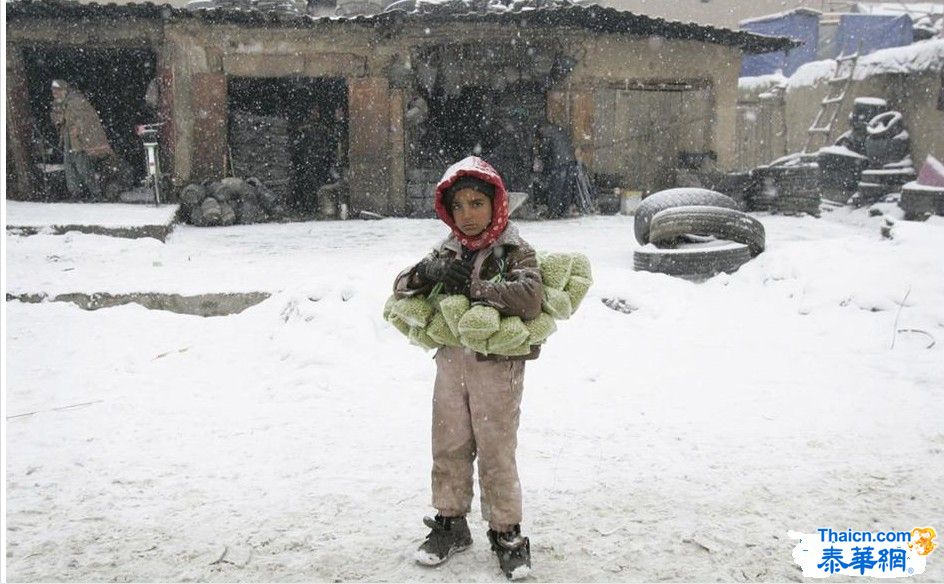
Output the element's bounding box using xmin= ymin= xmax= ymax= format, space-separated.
xmin=6 ymin=0 xmax=792 ymax=215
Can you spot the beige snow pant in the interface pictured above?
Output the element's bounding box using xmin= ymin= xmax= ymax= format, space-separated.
xmin=431 ymin=345 xmax=526 ymax=532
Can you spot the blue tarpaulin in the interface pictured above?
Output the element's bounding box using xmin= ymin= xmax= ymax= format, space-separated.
xmin=833 ymin=14 xmax=913 ymax=58
xmin=741 ymin=10 xmax=819 ymax=77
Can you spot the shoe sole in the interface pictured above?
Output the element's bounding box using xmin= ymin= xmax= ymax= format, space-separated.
xmin=413 ymin=542 xmax=473 ymax=567
xmin=506 ymin=564 xmax=532 ymax=580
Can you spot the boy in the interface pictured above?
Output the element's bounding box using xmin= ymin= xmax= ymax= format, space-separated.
xmin=393 ymin=156 xmax=543 ymax=580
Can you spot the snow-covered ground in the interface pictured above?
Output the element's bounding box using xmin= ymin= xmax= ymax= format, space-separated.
xmin=5 ymin=209 xmax=944 ymax=582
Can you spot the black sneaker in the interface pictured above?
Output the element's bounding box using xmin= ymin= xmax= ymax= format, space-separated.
xmin=414 ymin=515 xmax=473 ymax=566
xmin=487 ymin=525 xmax=532 ymax=580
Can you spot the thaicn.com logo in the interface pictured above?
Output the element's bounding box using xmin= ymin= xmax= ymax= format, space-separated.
xmin=790 ymin=527 xmax=937 ymax=578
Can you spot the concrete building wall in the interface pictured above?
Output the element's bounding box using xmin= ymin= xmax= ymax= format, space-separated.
xmin=552 ymin=36 xmax=742 ymax=191
xmin=784 ymin=73 xmax=943 ymax=162
xmin=736 ymin=69 xmax=943 ymax=169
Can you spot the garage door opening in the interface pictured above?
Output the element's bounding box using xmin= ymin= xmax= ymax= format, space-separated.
xmin=22 ymin=46 xmax=156 ymax=200
xmin=227 ymin=76 xmax=348 ymax=214
xmin=406 ymin=82 xmax=545 ymax=216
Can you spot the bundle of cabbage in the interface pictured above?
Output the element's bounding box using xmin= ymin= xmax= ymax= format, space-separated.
xmin=384 ymin=251 xmax=592 ymax=355
xmin=539 ymin=252 xmax=592 ymax=318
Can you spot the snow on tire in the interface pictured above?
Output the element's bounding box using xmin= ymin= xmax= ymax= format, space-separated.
xmin=633 ymin=240 xmax=752 ymax=280
xmin=866 ymin=111 xmax=904 ymax=139
xmin=634 ymin=188 xmax=738 ymax=245
xmin=648 ymin=205 xmax=766 ymax=256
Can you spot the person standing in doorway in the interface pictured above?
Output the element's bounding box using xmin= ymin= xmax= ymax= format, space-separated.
xmin=50 ymin=79 xmax=115 ymax=200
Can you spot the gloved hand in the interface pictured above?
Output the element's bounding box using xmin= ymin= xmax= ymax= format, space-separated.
xmin=416 ymin=257 xmax=473 ymax=295
xmin=442 ymin=260 xmax=473 ymax=295
xmin=415 ymin=257 xmax=451 ymax=284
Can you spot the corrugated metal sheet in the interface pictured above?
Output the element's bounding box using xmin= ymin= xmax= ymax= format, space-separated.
xmin=7 ymin=0 xmax=798 ymax=54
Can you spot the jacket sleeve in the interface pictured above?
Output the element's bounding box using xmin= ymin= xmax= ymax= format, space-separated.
xmin=469 ymin=244 xmax=543 ymax=320
xmin=393 ymin=250 xmax=437 ymax=300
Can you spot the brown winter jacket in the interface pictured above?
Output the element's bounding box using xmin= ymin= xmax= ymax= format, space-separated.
xmin=51 ymin=89 xmax=114 ymax=158
xmin=393 ymin=222 xmax=544 ymax=361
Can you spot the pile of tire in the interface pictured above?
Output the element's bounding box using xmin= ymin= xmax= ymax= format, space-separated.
xmin=817 ymin=146 xmax=869 ymax=203
xmin=633 ymin=188 xmax=765 ymax=281
xmin=852 ymin=110 xmax=916 ymax=206
xmin=178 ymin=176 xmax=287 ymax=226
xmin=900 ymin=182 xmax=944 ymax=221
xmin=752 ymin=161 xmax=821 ymax=216
xmin=229 ymin=111 xmax=292 ymax=203
xmin=835 ymin=97 xmax=888 ymax=156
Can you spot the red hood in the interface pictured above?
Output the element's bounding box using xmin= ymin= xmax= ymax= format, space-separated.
xmin=434 ymin=156 xmax=510 ymax=251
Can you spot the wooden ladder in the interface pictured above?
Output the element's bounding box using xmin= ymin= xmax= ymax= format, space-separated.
xmin=802 ymin=50 xmax=859 ymax=154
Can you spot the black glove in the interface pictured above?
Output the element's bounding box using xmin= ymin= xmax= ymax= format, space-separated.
xmin=416 ymin=257 xmax=473 ymax=295
xmin=443 ymin=260 xmax=473 ymax=295
xmin=415 ymin=257 xmax=451 ymax=284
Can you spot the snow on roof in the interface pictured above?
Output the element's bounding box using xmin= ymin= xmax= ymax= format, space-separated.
xmin=855 ymin=3 xmax=944 ymax=17
xmin=853 ymin=38 xmax=944 ymax=79
xmin=739 ymin=72 xmax=789 ymax=93
xmin=6 ymin=0 xmax=799 ymax=54
xmin=786 ymin=38 xmax=944 ymax=90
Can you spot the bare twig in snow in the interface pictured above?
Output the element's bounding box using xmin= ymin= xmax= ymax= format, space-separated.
xmin=890 ymin=287 xmax=912 ymax=349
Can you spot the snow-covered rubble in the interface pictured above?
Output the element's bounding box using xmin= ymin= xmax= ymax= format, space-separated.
xmin=5 ymin=212 xmax=944 ymax=581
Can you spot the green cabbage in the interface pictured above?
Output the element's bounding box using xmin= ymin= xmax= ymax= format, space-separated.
xmin=565 ymin=275 xmax=592 ymax=311
xmin=391 ymin=297 xmax=434 ymax=328
xmin=502 ymin=341 xmax=533 ymax=357
xmin=543 ymin=287 xmax=573 ymax=320
xmin=487 ymin=316 xmax=530 ymax=354
xmin=383 ymin=294 xmax=397 ymax=320
xmin=457 ymin=304 xmax=501 ymax=341
xmin=409 ymin=326 xmax=441 ymax=351
xmin=571 ymin=253 xmax=592 ymax=280
xmin=460 ymin=334 xmax=490 ymax=355
xmin=426 ymin=311 xmax=461 ymax=347
xmin=388 ymin=314 xmax=412 ymax=336
xmin=438 ymin=294 xmax=471 ymax=338
xmin=539 ymin=253 xmax=574 ymax=290
xmin=523 ymin=312 xmax=557 ymax=345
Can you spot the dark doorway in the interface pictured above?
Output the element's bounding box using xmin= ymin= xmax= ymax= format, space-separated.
xmin=227 ymin=76 xmax=348 ymax=213
xmin=405 ymin=81 xmax=544 ymax=216
xmin=21 ymin=46 xmax=156 ymax=199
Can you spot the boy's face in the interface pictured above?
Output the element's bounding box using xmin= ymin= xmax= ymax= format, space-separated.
xmin=451 ymin=188 xmax=493 ymax=237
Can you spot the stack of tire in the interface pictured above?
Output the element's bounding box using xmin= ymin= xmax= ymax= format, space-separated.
xmin=817 ymin=146 xmax=869 ymax=204
xmin=854 ymin=110 xmax=916 ymax=206
xmin=179 ymin=176 xmax=287 ymax=227
xmin=752 ymin=161 xmax=821 ymax=217
xmin=229 ymin=111 xmax=292 ymax=203
xmin=633 ymin=188 xmax=765 ymax=281
xmin=900 ymin=182 xmax=944 ymax=221
xmin=835 ymin=97 xmax=888 ymax=156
